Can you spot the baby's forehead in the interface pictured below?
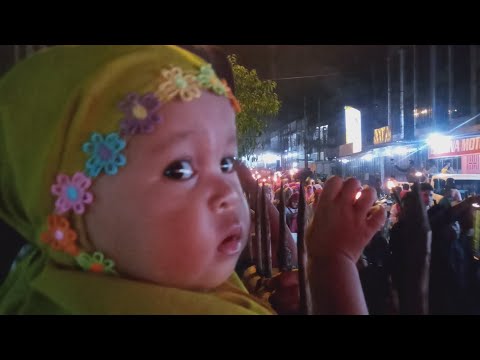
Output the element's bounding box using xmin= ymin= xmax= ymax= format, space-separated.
xmin=132 ymin=99 xmax=237 ymax=153
xmin=155 ymin=92 xmax=236 ymax=133
xmin=159 ymin=90 xmax=235 ymax=119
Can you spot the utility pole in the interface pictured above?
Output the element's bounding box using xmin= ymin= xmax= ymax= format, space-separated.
xmin=430 ymin=45 xmax=437 ymax=129
xmin=448 ymin=45 xmax=453 ymax=123
xmin=471 ymin=45 xmax=478 ymax=116
xmin=413 ymin=45 xmax=418 ymax=138
xmin=413 ymin=45 xmax=417 ymax=114
xmin=387 ymin=56 xmax=392 ymax=131
xmin=400 ymin=48 xmax=405 ymax=139
xmin=304 ymin=96 xmax=308 ymax=169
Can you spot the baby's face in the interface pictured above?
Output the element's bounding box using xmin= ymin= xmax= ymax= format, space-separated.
xmin=86 ymin=92 xmax=250 ymax=290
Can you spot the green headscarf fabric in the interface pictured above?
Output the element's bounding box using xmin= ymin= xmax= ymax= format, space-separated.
xmin=0 ymin=45 xmax=273 ymax=314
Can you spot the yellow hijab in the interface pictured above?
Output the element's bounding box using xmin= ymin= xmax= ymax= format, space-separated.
xmin=0 ymin=45 xmax=272 ymax=314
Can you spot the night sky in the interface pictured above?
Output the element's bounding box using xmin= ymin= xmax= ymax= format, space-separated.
xmin=220 ymin=45 xmax=388 ymax=80
xmin=219 ymin=45 xmax=390 ymax=127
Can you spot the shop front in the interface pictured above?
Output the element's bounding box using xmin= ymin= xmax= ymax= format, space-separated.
xmin=428 ymin=134 xmax=480 ymax=174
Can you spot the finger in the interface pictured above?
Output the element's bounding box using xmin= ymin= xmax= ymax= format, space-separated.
xmin=365 ymin=205 xmax=387 ymax=233
xmin=339 ymin=177 xmax=362 ymax=203
xmin=319 ymin=176 xmax=344 ymax=202
xmin=354 ymin=186 xmax=378 ymax=217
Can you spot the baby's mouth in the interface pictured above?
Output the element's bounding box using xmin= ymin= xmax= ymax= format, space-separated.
xmin=218 ymin=225 xmax=244 ymax=256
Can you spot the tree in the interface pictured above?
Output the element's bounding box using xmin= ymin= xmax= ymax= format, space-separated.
xmin=228 ymin=54 xmax=281 ymax=158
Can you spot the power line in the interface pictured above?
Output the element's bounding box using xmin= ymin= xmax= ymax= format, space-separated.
xmin=266 ymin=73 xmax=340 ymax=81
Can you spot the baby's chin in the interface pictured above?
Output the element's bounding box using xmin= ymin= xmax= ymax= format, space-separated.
xmin=176 ymin=247 xmax=246 ymax=290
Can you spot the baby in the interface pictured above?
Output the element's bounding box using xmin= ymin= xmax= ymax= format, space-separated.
xmin=0 ymin=45 xmax=385 ymax=314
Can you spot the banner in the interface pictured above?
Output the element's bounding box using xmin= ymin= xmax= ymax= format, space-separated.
xmin=429 ymin=136 xmax=480 ymax=159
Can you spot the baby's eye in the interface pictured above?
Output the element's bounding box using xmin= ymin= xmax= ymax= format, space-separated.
xmin=164 ymin=161 xmax=195 ymax=180
xmin=220 ymin=157 xmax=235 ymax=173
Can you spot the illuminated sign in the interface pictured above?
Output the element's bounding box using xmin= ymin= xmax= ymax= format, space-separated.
xmin=462 ymin=154 xmax=480 ymax=174
xmin=373 ymin=126 xmax=392 ymax=145
xmin=345 ymin=106 xmax=362 ymax=153
xmin=429 ymin=136 xmax=480 ymax=159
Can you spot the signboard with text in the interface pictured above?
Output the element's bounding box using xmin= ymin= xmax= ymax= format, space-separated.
xmin=373 ymin=126 xmax=392 ymax=145
xmin=429 ymin=136 xmax=480 ymax=159
xmin=461 ymin=154 xmax=480 ymax=174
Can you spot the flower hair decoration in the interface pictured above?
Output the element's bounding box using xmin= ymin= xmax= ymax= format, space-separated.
xmin=42 ymin=63 xmax=241 ymax=275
